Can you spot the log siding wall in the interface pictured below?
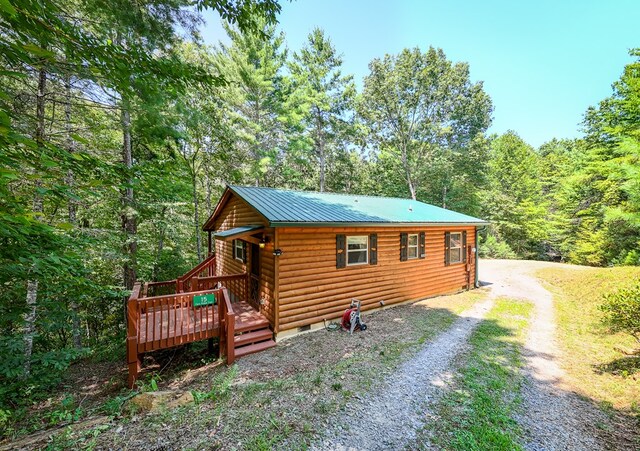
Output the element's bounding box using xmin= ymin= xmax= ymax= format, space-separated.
xmin=208 ymin=193 xmax=479 ymax=335
xmin=276 ymin=226 xmax=476 ymax=332
xmin=211 ymin=195 xmax=276 ymax=324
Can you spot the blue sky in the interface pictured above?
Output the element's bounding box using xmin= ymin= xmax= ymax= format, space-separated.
xmin=200 ymin=0 xmax=639 ymax=148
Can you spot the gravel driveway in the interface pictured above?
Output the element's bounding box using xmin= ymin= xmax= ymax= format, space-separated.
xmin=480 ymin=259 xmax=616 ymax=451
xmin=313 ymin=259 xmax=619 ymax=451
xmin=312 ymin=294 xmax=496 ymax=450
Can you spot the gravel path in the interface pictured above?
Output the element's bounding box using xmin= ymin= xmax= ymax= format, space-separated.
xmin=313 ymin=259 xmax=621 ymax=451
xmin=312 ymin=295 xmax=496 ymax=451
xmin=480 ymin=260 xmax=613 ymax=451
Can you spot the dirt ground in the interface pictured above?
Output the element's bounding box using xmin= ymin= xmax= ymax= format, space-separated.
xmin=4 ymin=289 xmax=483 ymax=450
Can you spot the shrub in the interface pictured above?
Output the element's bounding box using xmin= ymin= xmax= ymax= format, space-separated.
xmin=478 ymin=234 xmax=517 ymax=259
xmin=600 ymin=279 xmax=640 ymax=347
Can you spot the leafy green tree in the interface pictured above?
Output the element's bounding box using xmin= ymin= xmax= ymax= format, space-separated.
xmin=481 ymin=132 xmax=549 ymax=257
xmin=536 ymin=138 xmax=588 ymax=259
xmin=0 ymin=0 xmax=283 ymax=411
xmin=358 ymin=47 xmax=493 ymax=201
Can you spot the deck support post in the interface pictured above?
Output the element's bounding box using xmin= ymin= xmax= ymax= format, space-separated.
xmin=127 ymin=354 xmax=141 ymax=389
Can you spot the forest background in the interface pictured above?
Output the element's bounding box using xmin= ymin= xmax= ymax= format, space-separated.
xmin=1 ymin=0 xmax=639 ymax=420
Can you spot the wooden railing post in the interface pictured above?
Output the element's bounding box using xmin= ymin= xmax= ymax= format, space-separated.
xmin=244 ymin=273 xmax=249 ymax=304
xmin=209 ymin=255 xmax=216 ymax=277
xmin=219 ymin=287 xmax=235 ymax=364
xmin=126 ymin=283 xmax=142 ymax=388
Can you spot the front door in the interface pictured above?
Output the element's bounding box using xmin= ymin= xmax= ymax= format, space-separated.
xmin=250 ymin=243 xmax=260 ymax=308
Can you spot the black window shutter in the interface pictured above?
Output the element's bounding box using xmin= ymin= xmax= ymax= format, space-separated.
xmin=400 ymin=233 xmax=408 ymax=262
xmin=419 ymin=232 xmax=426 ymax=259
xmin=232 ymin=239 xmax=236 ymax=259
xmin=462 ymin=231 xmax=467 ymax=263
xmin=445 ymin=232 xmax=451 ymax=266
xmin=242 ymin=240 xmax=247 ymax=264
xmin=369 ymin=234 xmax=378 ymax=265
xmin=336 ymin=234 xmax=346 ymax=269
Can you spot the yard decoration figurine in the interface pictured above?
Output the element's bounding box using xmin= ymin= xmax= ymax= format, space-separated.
xmin=341 ymin=299 xmax=367 ymax=334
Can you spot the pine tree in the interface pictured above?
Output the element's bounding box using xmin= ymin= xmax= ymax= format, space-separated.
xmin=214 ymin=20 xmax=288 ymax=186
xmin=286 ymin=28 xmax=356 ymax=192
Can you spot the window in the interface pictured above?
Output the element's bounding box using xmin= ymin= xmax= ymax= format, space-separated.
xmin=234 ymin=240 xmax=245 ymax=262
xmin=407 ymin=234 xmax=418 ymax=259
xmin=346 ymin=236 xmax=368 ymax=266
xmin=449 ymin=232 xmax=462 ymax=263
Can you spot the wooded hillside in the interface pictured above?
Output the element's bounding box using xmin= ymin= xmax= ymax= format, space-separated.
xmin=1 ymin=0 xmax=639 ymax=424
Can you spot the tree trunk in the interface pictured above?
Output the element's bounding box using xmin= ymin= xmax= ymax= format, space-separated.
xmin=319 ymin=143 xmax=326 ymax=192
xmin=24 ymin=66 xmax=47 ymax=377
xmin=152 ymin=206 xmax=167 ymax=281
xmin=64 ymin=73 xmax=82 ymax=349
xmin=204 ymin=153 xmax=212 ymax=213
xmin=121 ymin=101 xmax=137 ymax=290
xmin=192 ymin=165 xmax=202 ymax=261
xmin=315 ymin=108 xmax=326 ymax=192
xmin=400 ymin=143 xmax=416 ymax=200
xmin=23 ymin=280 xmax=38 ymax=377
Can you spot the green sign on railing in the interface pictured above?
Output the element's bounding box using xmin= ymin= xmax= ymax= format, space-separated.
xmin=193 ymin=293 xmax=216 ymax=307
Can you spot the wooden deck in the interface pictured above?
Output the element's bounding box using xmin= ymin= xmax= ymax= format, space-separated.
xmin=137 ymin=300 xmax=266 ymax=352
xmin=127 ymin=269 xmax=276 ymax=388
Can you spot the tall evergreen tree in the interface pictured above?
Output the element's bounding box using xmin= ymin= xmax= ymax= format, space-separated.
xmin=214 ymin=20 xmax=288 ymax=187
xmin=286 ymin=28 xmax=356 ymax=192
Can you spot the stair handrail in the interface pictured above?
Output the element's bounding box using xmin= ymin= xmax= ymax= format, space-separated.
xmin=178 ymin=254 xmax=216 ymax=291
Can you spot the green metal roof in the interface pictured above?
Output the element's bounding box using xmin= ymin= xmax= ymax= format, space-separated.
xmin=228 ymin=185 xmax=488 ymax=227
xmin=213 ymin=225 xmax=264 ymax=238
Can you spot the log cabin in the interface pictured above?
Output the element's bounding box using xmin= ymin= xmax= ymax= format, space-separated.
xmin=203 ymin=185 xmax=487 ymax=336
xmin=126 ymin=185 xmax=487 ymax=387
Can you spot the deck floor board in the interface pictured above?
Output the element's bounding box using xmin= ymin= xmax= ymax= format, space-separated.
xmin=138 ymin=301 xmax=265 ymax=346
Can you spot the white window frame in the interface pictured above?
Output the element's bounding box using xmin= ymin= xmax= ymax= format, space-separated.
xmin=449 ymin=232 xmax=463 ymax=264
xmin=407 ymin=233 xmax=419 ymax=259
xmin=346 ymin=235 xmax=368 ymax=266
xmin=234 ymin=240 xmax=245 ymax=262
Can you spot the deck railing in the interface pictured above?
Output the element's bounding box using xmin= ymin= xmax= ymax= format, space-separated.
xmin=191 ymin=273 xmax=249 ymax=305
xmin=143 ymin=254 xmax=217 ymax=297
xmin=127 ymin=272 xmax=249 ymax=387
xmin=127 ymin=283 xmax=232 ymax=387
xmin=144 ymin=280 xmax=177 ymax=297
xmin=178 ymin=254 xmax=216 ymax=292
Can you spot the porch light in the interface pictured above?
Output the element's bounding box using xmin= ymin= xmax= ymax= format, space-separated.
xmin=259 ymin=236 xmax=268 ymax=249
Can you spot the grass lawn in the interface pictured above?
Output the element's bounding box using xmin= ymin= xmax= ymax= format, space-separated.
xmin=416 ymin=297 xmax=533 ymax=450
xmin=4 ymin=289 xmax=486 ymax=450
xmin=536 ymin=266 xmax=640 ymax=415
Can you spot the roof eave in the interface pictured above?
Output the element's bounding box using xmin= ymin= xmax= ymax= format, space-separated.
xmin=268 ymin=221 xmax=490 ymax=228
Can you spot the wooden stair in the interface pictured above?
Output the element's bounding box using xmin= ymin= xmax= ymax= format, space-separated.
xmin=233 ymin=325 xmax=276 ymax=358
